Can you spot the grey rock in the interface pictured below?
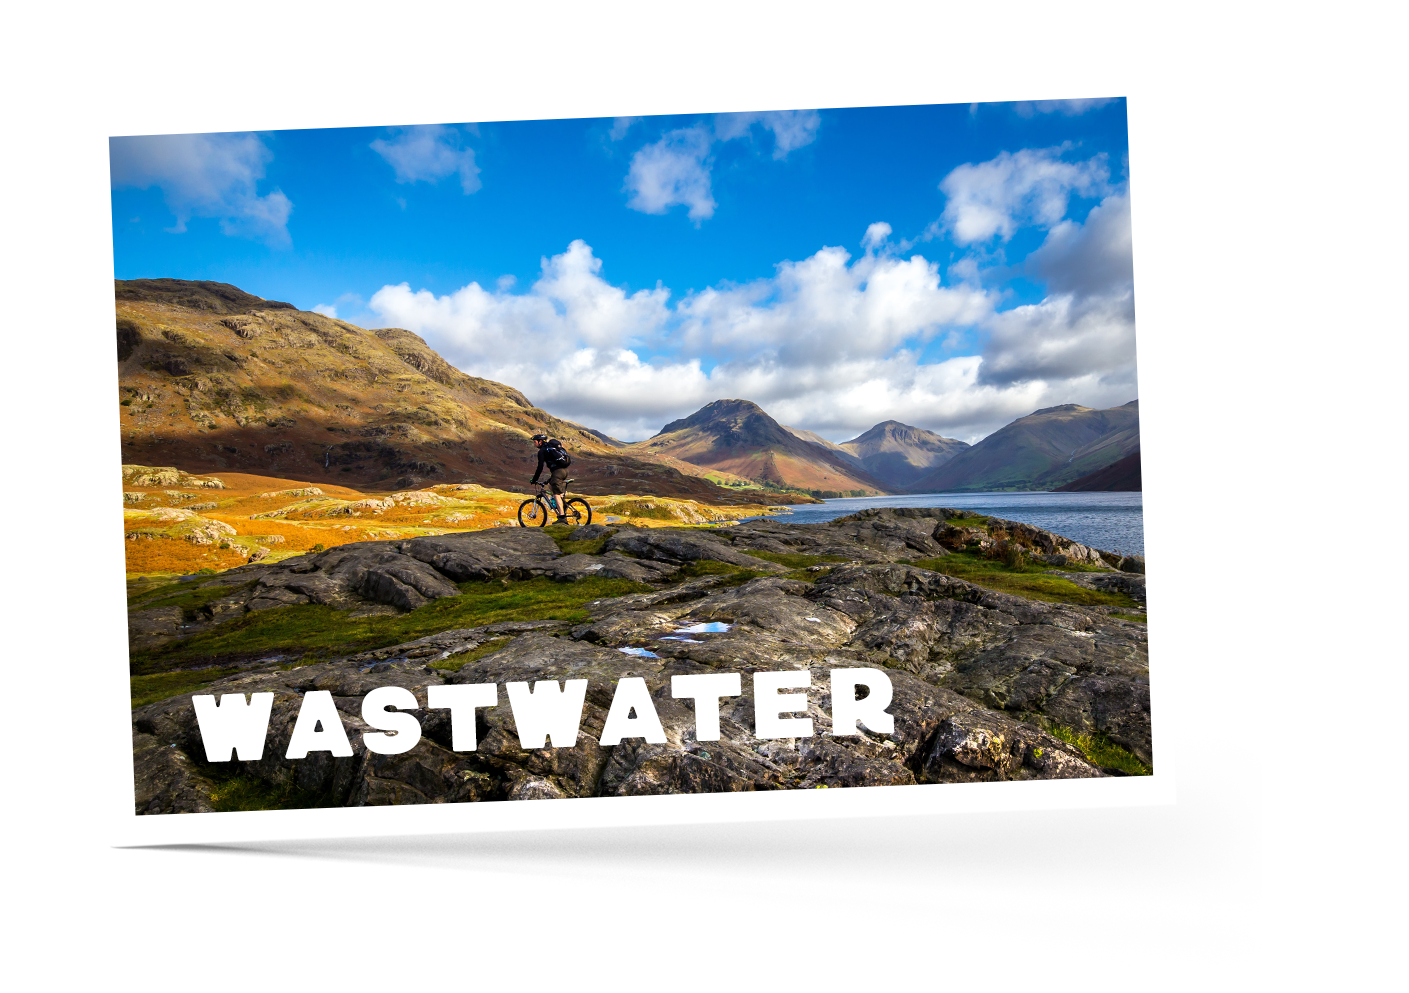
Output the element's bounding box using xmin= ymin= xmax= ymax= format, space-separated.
xmin=923 ymin=709 xmax=1103 ymax=782
xmin=604 ymin=529 xmax=787 ymax=572
xmin=133 ymin=731 xmax=216 ymax=814
xmin=567 ymin=523 xmax=618 ymax=542
xmin=544 ymin=551 xmax=678 ymax=583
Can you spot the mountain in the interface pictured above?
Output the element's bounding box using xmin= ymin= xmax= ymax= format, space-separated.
xmin=907 ymin=401 xmax=1140 ymax=492
xmin=628 ymin=399 xmax=890 ymax=495
xmin=114 ymin=279 xmax=762 ymax=502
xmin=834 ymin=420 xmax=970 ymax=489
xmin=1054 ymin=450 xmax=1142 ymax=491
xmin=781 ymin=425 xmax=871 ymax=475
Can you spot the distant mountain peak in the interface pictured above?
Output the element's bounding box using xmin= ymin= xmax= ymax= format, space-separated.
xmin=656 ymin=398 xmax=770 ymax=437
xmin=641 ymin=399 xmax=888 ymax=494
xmin=835 ymin=419 xmax=969 ymax=489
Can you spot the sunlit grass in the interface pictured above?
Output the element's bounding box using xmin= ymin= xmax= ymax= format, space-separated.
xmin=1036 ymin=720 xmax=1152 ymax=776
xmin=130 ymin=575 xmax=652 ymax=675
xmin=130 ymin=667 xmax=246 ymax=709
xmin=910 ymin=549 xmax=1142 ymax=609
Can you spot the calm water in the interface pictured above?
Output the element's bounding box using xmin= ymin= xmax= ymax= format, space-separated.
xmin=751 ymin=491 xmax=1144 ymax=557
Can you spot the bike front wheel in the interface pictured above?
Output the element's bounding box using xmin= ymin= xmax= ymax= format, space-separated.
xmin=517 ymin=497 xmax=550 ymax=527
xmin=562 ymin=497 xmax=593 ymax=527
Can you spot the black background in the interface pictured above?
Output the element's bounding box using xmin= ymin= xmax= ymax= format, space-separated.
xmin=107 ymin=721 xmax=1256 ymax=974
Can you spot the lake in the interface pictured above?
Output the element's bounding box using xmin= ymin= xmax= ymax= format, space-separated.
xmin=752 ymin=491 xmax=1144 ymax=557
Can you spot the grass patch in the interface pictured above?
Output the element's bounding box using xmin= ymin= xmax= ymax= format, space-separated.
xmin=944 ymin=514 xmax=990 ymax=528
xmin=129 ymin=578 xmax=255 ymax=613
xmin=130 ymin=667 xmax=245 ymax=708
xmin=1109 ymin=612 xmax=1148 ymax=624
xmin=739 ymin=550 xmax=847 ymax=569
xmin=1047 ymin=560 xmax=1116 ymax=573
xmin=131 ymin=575 xmax=652 ymax=675
xmin=1039 ymin=722 xmax=1152 ymax=776
xmin=675 ymin=559 xmax=744 ymax=577
xmin=909 ymin=549 xmax=1142 ymax=610
xmin=671 ymin=559 xmax=773 ymax=588
xmin=206 ymin=771 xmax=343 ymax=812
xmin=428 ymin=637 xmax=512 ymax=672
xmin=545 ymin=524 xmax=609 ymax=556
xmin=600 ymin=500 xmax=675 ymax=521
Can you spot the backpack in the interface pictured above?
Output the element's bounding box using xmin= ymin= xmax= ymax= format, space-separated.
xmin=544 ymin=440 xmax=572 ymax=469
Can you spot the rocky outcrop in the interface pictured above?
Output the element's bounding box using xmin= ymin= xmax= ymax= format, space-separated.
xmin=130 ymin=508 xmax=1149 ymax=811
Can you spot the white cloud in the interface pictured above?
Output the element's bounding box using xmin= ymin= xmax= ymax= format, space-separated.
xmin=939 ymin=146 xmax=1110 ymax=244
xmin=1027 ymin=192 xmax=1133 ymax=296
xmin=624 ymin=126 xmax=716 ymax=221
xmin=609 ymin=117 xmax=640 ymax=141
xmin=862 ymin=222 xmax=892 ymax=252
xmin=623 ymin=111 xmax=821 ymax=223
xmin=364 ymin=234 xmax=1130 ymax=442
xmin=1013 ymin=98 xmax=1117 ymax=117
xmin=372 ymin=147 xmax=1137 ymax=443
xmin=109 ymin=132 xmax=293 ymax=246
xmin=370 ymin=124 xmax=481 ymax=194
xmin=311 ymin=293 xmax=366 ymax=322
xmin=672 ymin=246 xmax=992 ymax=366
xmin=714 ymin=110 xmax=821 ymax=158
xmin=978 ymin=290 xmax=1136 ymax=388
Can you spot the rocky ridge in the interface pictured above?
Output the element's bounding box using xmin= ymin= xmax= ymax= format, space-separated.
xmin=131 ymin=508 xmax=1151 ymax=813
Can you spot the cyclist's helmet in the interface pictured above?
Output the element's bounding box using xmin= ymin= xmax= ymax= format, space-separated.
xmin=531 ymin=433 xmax=548 ymax=442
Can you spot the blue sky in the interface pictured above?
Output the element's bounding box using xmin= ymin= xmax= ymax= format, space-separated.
xmin=110 ymin=99 xmax=1136 ymax=442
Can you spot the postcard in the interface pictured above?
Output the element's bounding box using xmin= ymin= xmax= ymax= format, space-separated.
xmin=112 ymin=100 xmax=1156 ymax=839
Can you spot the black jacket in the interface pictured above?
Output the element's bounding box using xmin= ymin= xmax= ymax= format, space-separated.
xmin=530 ymin=440 xmax=570 ymax=482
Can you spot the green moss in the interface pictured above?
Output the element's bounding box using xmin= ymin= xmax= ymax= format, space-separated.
xmin=600 ymin=500 xmax=675 ymax=521
xmin=1110 ymin=612 xmax=1148 ymax=624
xmin=206 ymin=771 xmax=343 ymax=812
xmin=130 ymin=667 xmax=246 ymax=708
xmin=131 ymin=575 xmax=652 ymax=675
xmin=545 ymin=524 xmax=608 ymax=556
xmin=1047 ymin=560 xmax=1115 ymax=573
xmin=909 ymin=549 xmax=1142 ymax=610
xmin=428 ymin=637 xmax=512 ymax=672
xmin=740 ymin=550 xmax=848 ymax=569
xmin=675 ymin=559 xmax=742 ymax=577
xmin=1038 ymin=721 xmax=1152 ymax=776
xmin=129 ymin=578 xmax=256 ymax=612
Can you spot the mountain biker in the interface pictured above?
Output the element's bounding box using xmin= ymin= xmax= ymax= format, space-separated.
xmin=529 ymin=433 xmax=572 ymax=523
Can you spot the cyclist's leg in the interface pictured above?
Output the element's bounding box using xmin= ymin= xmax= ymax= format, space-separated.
xmin=548 ymin=468 xmax=569 ymax=515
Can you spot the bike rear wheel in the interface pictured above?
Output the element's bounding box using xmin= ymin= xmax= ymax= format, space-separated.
xmin=517 ymin=497 xmax=550 ymax=527
xmin=562 ymin=497 xmax=593 ymax=527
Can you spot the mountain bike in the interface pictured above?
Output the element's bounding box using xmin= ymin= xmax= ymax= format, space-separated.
xmin=518 ymin=480 xmax=593 ymax=528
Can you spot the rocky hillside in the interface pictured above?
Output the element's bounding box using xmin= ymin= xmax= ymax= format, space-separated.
xmin=1055 ymin=450 xmax=1142 ymax=492
xmin=908 ymin=401 xmax=1140 ymax=492
xmin=834 ymin=420 xmax=969 ymax=489
xmin=116 ymin=279 xmax=761 ymax=502
xmin=130 ymin=508 xmax=1150 ymax=812
xmin=629 ymin=399 xmax=890 ymax=496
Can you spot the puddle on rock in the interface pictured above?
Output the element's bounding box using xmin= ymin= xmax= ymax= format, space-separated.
xmin=660 ymin=636 xmax=703 ymax=643
xmin=617 ymin=646 xmax=660 ymax=658
xmin=673 ymin=622 xmax=733 ymax=634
